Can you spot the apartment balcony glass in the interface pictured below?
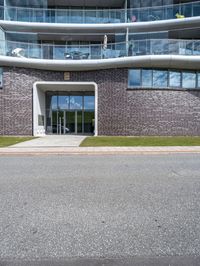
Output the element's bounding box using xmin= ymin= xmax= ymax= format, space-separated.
xmin=0 ymin=1 xmax=200 ymax=24
xmin=1 ymin=39 xmax=200 ymax=60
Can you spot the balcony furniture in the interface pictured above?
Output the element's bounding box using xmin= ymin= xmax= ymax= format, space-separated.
xmin=131 ymin=16 xmax=137 ymax=22
xmin=11 ymin=48 xmax=25 ymax=58
xmin=148 ymin=15 xmax=160 ymax=21
xmin=65 ymin=51 xmax=90 ymax=60
xmin=175 ymin=13 xmax=185 ymax=19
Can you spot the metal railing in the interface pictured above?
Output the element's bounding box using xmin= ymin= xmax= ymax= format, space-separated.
xmin=0 ymin=1 xmax=200 ymax=24
xmin=1 ymin=39 xmax=200 ymax=60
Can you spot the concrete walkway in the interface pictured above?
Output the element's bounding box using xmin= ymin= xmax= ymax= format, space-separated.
xmin=1 ymin=146 xmax=200 ymax=155
xmin=11 ymin=135 xmax=87 ymax=148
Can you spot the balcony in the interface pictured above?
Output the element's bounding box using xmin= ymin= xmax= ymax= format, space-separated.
xmin=0 ymin=1 xmax=200 ymax=24
xmin=2 ymin=39 xmax=200 ymax=60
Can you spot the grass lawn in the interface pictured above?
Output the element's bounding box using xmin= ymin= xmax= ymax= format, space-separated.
xmin=0 ymin=136 xmax=35 ymax=147
xmin=80 ymin=136 xmax=200 ymax=147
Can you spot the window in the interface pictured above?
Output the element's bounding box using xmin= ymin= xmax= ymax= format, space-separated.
xmin=142 ymin=69 xmax=152 ymax=87
xmin=0 ymin=68 xmax=3 ymax=88
xmin=197 ymin=73 xmax=200 ymax=88
xmin=169 ymin=71 xmax=181 ymax=87
xmin=153 ymin=70 xmax=168 ymax=88
xmin=128 ymin=69 xmax=141 ymax=87
xmin=58 ymin=96 xmax=70 ymax=110
xmin=69 ymin=96 xmax=82 ymax=110
xmin=182 ymin=72 xmax=196 ymax=88
xmin=128 ymin=68 xmax=200 ymax=90
xmin=84 ymin=96 xmax=95 ymax=110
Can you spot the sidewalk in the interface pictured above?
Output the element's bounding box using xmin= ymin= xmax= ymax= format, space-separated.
xmin=0 ymin=146 xmax=200 ymax=155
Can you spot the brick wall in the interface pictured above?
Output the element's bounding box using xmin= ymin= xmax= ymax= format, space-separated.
xmin=0 ymin=67 xmax=200 ymax=136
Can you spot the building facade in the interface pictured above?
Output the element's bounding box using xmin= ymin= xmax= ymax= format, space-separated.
xmin=0 ymin=0 xmax=200 ymax=136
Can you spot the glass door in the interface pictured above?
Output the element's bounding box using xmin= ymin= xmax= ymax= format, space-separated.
xmin=58 ymin=110 xmax=64 ymax=134
xmin=84 ymin=111 xmax=95 ymax=134
xmin=65 ymin=111 xmax=75 ymax=134
xmin=77 ymin=111 xmax=83 ymax=134
xmin=52 ymin=110 xmax=58 ymax=134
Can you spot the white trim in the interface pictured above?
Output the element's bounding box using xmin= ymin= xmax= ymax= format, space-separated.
xmin=1 ymin=16 xmax=200 ymax=33
xmin=33 ymin=81 xmax=98 ymax=137
xmin=2 ymin=55 xmax=200 ymax=71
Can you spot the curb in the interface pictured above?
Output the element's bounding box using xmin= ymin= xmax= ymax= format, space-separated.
xmin=0 ymin=146 xmax=200 ymax=155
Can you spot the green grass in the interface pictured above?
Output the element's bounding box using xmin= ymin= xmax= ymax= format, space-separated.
xmin=0 ymin=136 xmax=35 ymax=147
xmin=80 ymin=136 xmax=200 ymax=147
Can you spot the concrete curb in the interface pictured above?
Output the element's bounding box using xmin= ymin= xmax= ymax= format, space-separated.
xmin=0 ymin=146 xmax=200 ymax=155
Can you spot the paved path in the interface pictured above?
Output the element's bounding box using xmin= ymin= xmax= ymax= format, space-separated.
xmin=0 ymin=154 xmax=200 ymax=265
xmin=11 ymin=135 xmax=87 ymax=148
xmin=1 ymin=146 xmax=200 ymax=155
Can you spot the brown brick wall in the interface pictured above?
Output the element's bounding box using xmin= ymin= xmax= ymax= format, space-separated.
xmin=0 ymin=67 xmax=200 ymax=136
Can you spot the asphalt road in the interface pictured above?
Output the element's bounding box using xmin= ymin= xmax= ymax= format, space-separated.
xmin=0 ymin=154 xmax=200 ymax=266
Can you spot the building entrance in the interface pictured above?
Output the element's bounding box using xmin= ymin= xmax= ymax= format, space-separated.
xmin=46 ymin=92 xmax=95 ymax=135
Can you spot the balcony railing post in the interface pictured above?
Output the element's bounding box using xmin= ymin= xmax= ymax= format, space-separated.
xmin=124 ymin=0 xmax=127 ymax=23
xmin=126 ymin=28 xmax=129 ymax=56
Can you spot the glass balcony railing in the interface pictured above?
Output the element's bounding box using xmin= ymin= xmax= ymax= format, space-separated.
xmin=0 ymin=1 xmax=200 ymax=24
xmin=1 ymin=39 xmax=200 ymax=60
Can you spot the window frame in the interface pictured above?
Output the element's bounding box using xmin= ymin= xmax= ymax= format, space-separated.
xmin=128 ymin=68 xmax=200 ymax=90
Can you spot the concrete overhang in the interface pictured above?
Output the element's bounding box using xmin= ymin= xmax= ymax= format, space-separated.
xmin=1 ymin=16 xmax=200 ymax=34
xmin=37 ymin=82 xmax=96 ymax=92
xmin=1 ymin=55 xmax=200 ymax=71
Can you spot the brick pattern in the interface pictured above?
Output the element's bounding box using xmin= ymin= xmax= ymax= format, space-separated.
xmin=0 ymin=67 xmax=200 ymax=136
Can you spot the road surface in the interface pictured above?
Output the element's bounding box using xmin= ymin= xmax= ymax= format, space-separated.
xmin=0 ymin=154 xmax=200 ymax=265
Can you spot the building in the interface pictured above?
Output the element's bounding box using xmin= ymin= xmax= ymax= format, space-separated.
xmin=0 ymin=0 xmax=200 ymax=136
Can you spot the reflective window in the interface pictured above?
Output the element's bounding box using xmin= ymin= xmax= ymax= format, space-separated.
xmin=0 ymin=67 xmax=3 ymax=88
xmin=169 ymin=71 xmax=181 ymax=87
xmin=129 ymin=68 xmax=200 ymax=90
xmin=153 ymin=70 xmax=168 ymax=88
xmin=70 ymin=96 xmax=82 ymax=110
xmin=182 ymin=72 xmax=196 ymax=88
xmin=58 ymin=96 xmax=70 ymax=110
xmin=51 ymin=96 xmax=58 ymax=110
xmin=128 ymin=69 xmax=141 ymax=87
xmin=84 ymin=96 xmax=95 ymax=110
xmin=198 ymin=73 xmax=200 ymax=88
xmin=142 ymin=69 xmax=152 ymax=87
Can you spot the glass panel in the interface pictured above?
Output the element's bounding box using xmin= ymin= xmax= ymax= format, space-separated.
xmin=153 ymin=70 xmax=168 ymax=88
xmin=128 ymin=69 xmax=141 ymax=87
xmin=58 ymin=110 xmax=64 ymax=134
xmin=52 ymin=110 xmax=58 ymax=134
xmin=142 ymin=69 xmax=152 ymax=87
xmin=77 ymin=111 xmax=83 ymax=133
xmin=84 ymin=111 xmax=95 ymax=134
xmin=51 ymin=96 xmax=58 ymax=110
xmin=0 ymin=67 xmax=3 ymax=88
xmin=58 ymin=96 xmax=70 ymax=110
xmin=182 ymin=72 xmax=196 ymax=88
xmin=53 ymin=45 xmax=65 ymax=60
xmin=66 ymin=111 xmax=75 ymax=133
xmin=69 ymin=96 xmax=82 ymax=110
xmin=169 ymin=71 xmax=181 ymax=87
xmin=84 ymin=96 xmax=95 ymax=110
xmin=193 ymin=3 xmax=200 ymax=17
xmin=197 ymin=73 xmax=200 ymax=88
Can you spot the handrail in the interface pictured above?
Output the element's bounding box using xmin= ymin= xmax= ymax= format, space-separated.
xmin=1 ymin=39 xmax=200 ymax=60
xmin=0 ymin=1 xmax=199 ymax=13
xmin=0 ymin=1 xmax=199 ymax=23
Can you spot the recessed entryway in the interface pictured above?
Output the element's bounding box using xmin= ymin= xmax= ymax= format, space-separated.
xmin=33 ymin=82 xmax=98 ymax=137
xmin=46 ymin=92 xmax=95 ymax=135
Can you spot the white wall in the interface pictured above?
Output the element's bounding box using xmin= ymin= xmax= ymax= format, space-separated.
xmin=33 ymin=84 xmax=46 ymax=136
